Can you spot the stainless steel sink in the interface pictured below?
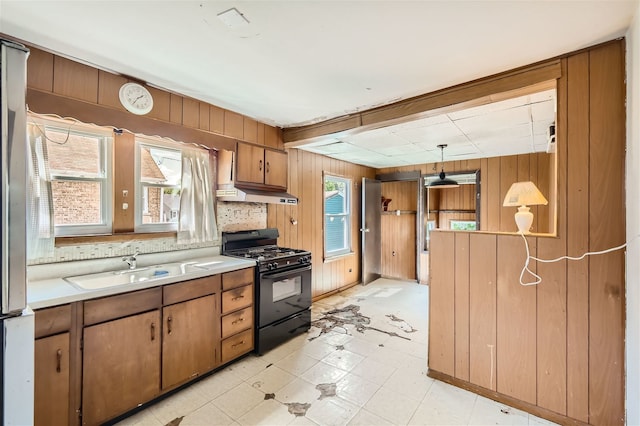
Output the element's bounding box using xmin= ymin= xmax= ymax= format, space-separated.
xmin=64 ymin=262 xmax=195 ymax=290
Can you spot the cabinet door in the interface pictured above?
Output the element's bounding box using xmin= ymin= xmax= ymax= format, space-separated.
xmin=162 ymin=295 xmax=219 ymax=389
xmin=236 ymin=143 xmax=265 ymax=184
xmin=82 ymin=310 xmax=161 ymax=425
xmin=264 ymin=149 xmax=288 ymax=189
xmin=35 ymin=333 xmax=70 ymax=426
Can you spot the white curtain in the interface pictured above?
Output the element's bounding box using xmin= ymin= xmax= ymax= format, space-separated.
xmin=177 ymin=146 xmax=217 ymax=244
xmin=26 ymin=123 xmax=55 ymax=260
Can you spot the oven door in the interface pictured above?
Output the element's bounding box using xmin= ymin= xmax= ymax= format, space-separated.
xmin=259 ymin=264 xmax=311 ymax=327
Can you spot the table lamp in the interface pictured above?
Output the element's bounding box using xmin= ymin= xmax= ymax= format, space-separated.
xmin=502 ymin=181 xmax=548 ymax=234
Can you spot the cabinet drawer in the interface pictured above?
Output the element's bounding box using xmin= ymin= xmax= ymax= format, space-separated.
xmin=35 ymin=304 xmax=71 ymax=339
xmin=221 ymin=284 xmax=253 ymax=314
xmin=222 ymin=268 xmax=254 ymax=290
xmin=163 ymin=275 xmax=221 ymax=306
xmin=221 ymin=328 xmax=253 ymax=364
xmin=221 ymin=307 xmax=253 ymax=339
xmin=84 ymin=287 xmax=162 ymax=326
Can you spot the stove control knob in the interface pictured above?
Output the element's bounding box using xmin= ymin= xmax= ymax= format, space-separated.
xmin=299 ymin=256 xmax=310 ymax=264
xmin=268 ymin=262 xmax=278 ymax=270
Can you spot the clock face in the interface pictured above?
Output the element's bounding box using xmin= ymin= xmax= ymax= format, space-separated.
xmin=119 ymin=82 xmax=154 ymax=115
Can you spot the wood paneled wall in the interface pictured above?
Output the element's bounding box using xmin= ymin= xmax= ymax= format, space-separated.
xmin=380 ymin=181 xmax=418 ymax=280
xmin=267 ymin=149 xmax=376 ymax=299
xmin=381 ymin=181 xmax=417 ymax=211
xmin=428 ymin=40 xmax=626 ymax=426
xmin=24 ymin=46 xmax=284 ymax=150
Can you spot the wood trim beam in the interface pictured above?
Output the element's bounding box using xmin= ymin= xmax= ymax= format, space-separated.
xmin=283 ymin=60 xmax=560 ymax=145
xmin=26 ymin=89 xmax=238 ymax=152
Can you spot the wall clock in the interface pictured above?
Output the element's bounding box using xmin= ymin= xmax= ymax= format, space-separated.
xmin=119 ymin=82 xmax=154 ymax=115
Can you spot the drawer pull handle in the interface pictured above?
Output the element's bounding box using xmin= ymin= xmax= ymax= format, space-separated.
xmin=56 ymin=349 xmax=62 ymax=373
xmin=151 ymin=322 xmax=156 ymax=341
xmin=231 ymin=340 xmax=245 ymax=348
xmin=167 ymin=316 xmax=173 ymax=335
xmin=231 ymin=295 xmax=245 ymax=301
xmin=231 ymin=318 xmax=245 ymax=325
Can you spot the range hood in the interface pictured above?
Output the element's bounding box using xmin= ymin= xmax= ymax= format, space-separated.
xmin=216 ymin=185 xmax=298 ymax=205
xmin=216 ymin=149 xmax=298 ymax=205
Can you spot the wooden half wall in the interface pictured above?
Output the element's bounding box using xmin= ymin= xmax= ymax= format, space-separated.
xmin=429 ymin=40 xmax=625 ymax=425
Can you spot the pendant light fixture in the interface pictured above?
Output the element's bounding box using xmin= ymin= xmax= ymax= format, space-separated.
xmin=430 ymin=144 xmax=459 ymax=188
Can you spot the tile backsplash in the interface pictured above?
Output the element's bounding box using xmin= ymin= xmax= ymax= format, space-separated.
xmin=29 ymin=201 xmax=268 ymax=265
xmin=216 ymin=201 xmax=267 ymax=232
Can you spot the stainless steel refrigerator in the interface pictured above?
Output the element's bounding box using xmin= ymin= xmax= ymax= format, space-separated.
xmin=0 ymin=38 xmax=34 ymax=425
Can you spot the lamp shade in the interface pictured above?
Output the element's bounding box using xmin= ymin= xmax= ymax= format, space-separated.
xmin=503 ymin=181 xmax=548 ymax=207
xmin=503 ymin=181 xmax=548 ymax=234
xmin=429 ymin=171 xmax=459 ymax=189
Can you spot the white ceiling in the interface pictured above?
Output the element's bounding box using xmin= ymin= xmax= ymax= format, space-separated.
xmin=0 ymin=1 xmax=636 ymax=167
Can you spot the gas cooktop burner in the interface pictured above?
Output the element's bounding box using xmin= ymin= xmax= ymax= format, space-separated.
xmin=226 ymin=245 xmax=307 ymax=262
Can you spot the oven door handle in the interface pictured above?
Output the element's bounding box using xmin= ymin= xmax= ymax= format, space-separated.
xmin=262 ymin=265 xmax=311 ymax=279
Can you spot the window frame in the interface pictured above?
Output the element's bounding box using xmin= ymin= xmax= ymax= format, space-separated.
xmin=134 ymin=137 xmax=183 ymax=233
xmin=40 ymin=122 xmax=113 ymax=237
xmin=323 ymin=174 xmax=352 ymax=259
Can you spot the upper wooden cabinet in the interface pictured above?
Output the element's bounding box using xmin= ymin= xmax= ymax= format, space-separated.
xmin=265 ymin=149 xmax=288 ymax=188
xmin=236 ymin=143 xmax=288 ymax=190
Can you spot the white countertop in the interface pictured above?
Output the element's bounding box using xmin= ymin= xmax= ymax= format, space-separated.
xmin=27 ymin=250 xmax=256 ymax=309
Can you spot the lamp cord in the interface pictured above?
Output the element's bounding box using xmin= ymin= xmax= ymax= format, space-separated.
xmin=518 ymin=233 xmax=635 ymax=286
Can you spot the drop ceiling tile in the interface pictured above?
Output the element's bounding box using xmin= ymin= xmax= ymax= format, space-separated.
xmin=299 ymin=137 xmax=341 ymax=148
xmin=454 ymin=105 xmax=531 ymax=134
xmin=465 ymin=122 xmax=532 ymax=144
xmin=532 ymin=120 xmax=554 ymax=136
xmin=308 ymin=142 xmax=357 ymax=154
xmin=392 ymin=114 xmax=451 ymax=130
xmin=374 ymin=143 xmax=426 ymax=156
xmin=392 ymin=121 xmax=464 ymax=144
xmin=343 ymin=132 xmax=410 ymax=148
xmin=529 ymin=89 xmax=556 ymax=103
xmin=413 ymin=134 xmax=470 ymax=150
xmin=530 ymin=100 xmax=555 ymax=122
xmin=300 ymin=146 xmax=329 ymax=154
xmin=391 ymin=152 xmax=441 ymax=165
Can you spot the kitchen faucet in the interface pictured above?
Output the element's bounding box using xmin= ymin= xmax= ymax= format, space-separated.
xmin=122 ymin=250 xmax=139 ymax=270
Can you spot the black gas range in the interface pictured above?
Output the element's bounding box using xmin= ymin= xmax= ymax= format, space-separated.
xmin=222 ymin=229 xmax=312 ymax=354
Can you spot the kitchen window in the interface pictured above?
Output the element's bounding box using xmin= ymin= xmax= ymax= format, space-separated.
xmin=41 ymin=124 xmax=113 ymax=236
xmin=135 ymin=138 xmax=182 ymax=233
xmin=324 ymin=174 xmax=351 ymax=258
xmin=27 ymin=115 xmax=216 ymax=243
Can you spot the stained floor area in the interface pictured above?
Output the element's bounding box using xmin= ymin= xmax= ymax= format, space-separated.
xmin=116 ymin=278 xmax=557 ymax=426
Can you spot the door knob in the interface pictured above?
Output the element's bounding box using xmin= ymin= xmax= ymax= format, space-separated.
xmin=360 ymin=228 xmax=370 ymax=232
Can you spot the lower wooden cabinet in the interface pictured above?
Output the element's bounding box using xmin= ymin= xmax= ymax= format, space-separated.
xmin=162 ymin=294 xmax=219 ymax=389
xmin=82 ymin=310 xmax=161 ymax=425
xmin=34 ymin=267 xmax=254 ymax=425
xmin=35 ymin=333 xmax=70 ymax=426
